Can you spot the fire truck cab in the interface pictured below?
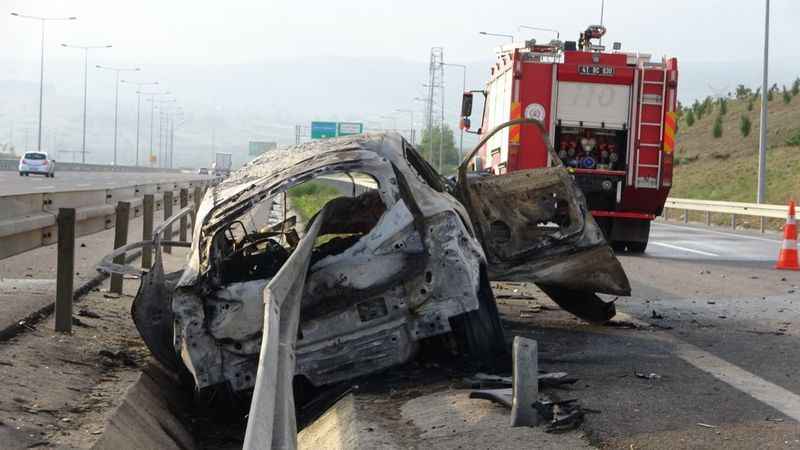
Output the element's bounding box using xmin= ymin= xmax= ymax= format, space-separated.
xmin=461 ymin=25 xmax=678 ymax=252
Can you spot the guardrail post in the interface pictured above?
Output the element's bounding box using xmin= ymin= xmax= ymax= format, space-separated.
xmin=180 ymin=188 xmax=189 ymax=242
xmin=55 ymin=208 xmax=76 ymax=333
xmin=110 ymin=202 xmax=131 ymax=294
xmin=142 ymin=194 xmax=154 ymax=269
xmin=705 ymin=211 xmax=711 ymax=226
xmin=683 ymin=209 xmax=689 ymax=224
xmin=760 ymin=217 xmax=766 ymax=233
xmin=163 ymin=191 xmax=173 ymax=254
xmin=731 ymin=214 xmax=737 ymax=230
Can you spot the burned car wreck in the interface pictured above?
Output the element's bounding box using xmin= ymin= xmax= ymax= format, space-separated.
xmin=99 ymin=122 xmax=629 ymax=447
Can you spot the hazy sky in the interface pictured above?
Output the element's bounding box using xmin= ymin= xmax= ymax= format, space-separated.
xmin=1 ymin=0 xmax=799 ymax=165
xmin=2 ymin=0 xmax=798 ymax=66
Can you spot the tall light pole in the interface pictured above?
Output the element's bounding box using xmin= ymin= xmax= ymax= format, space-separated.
xmin=97 ymin=65 xmax=140 ymax=165
xmin=379 ymin=115 xmax=398 ymax=131
xmin=757 ymin=0 xmax=770 ymax=204
xmin=141 ymin=91 xmax=171 ymax=166
xmin=479 ymin=31 xmax=514 ymax=42
xmin=395 ymin=109 xmax=415 ymax=144
xmin=155 ymin=99 xmax=176 ymax=167
xmin=122 ymin=81 xmax=159 ymax=166
xmin=518 ymin=25 xmax=560 ymax=40
xmin=441 ymin=62 xmax=467 ymax=157
xmin=11 ymin=13 xmax=76 ymax=152
xmin=61 ymin=44 xmax=111 ymax=163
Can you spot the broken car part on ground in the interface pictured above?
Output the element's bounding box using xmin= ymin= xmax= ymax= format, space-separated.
xmin=98 ymin=120 xmax=629 ymax=447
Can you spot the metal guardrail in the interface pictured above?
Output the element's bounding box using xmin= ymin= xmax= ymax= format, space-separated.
xmin=0 ymin=178 xmax=215 ymax=260
xmin=663 ymin=197 xmax=789 ymax=231
xmin=0 ymin=158 xmax=184 ymax=174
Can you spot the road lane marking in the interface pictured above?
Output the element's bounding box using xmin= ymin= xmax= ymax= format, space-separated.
xmin=655 ymin=222 xmax=781 ymax=243
xmin=674 ymin=339 xmax=800 ymax=422
xmin=650 ymin=241 xmax=720 ymax=257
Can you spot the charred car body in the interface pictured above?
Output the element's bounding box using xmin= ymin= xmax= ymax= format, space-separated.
xmin=99 ymin=123 xmax=629 ymax=446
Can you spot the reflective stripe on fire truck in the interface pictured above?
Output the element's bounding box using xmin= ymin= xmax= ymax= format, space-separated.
xmin=663 ymin=111 xmax=677 ymax=154
xmin=509 ymin=101 xmax=522 ymax=144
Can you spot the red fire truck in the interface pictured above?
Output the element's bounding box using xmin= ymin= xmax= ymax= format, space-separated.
xmin=460 ymin=25 xmax=678 ymax=252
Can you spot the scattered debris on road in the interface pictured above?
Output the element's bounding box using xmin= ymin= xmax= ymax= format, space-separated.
xmin=634 ymin=372 xmax=662 ymax=380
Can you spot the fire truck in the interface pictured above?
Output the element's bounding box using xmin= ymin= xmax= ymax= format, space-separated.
xmin=460 ymin=25 xmax=678 ymax=252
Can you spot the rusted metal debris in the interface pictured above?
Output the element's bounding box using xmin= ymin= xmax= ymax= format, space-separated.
xmin=97 ymin=126 xmax=629 ymax=447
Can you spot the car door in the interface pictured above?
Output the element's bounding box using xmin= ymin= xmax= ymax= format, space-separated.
xmin=456 ymin=119 xmax=630 ymax=323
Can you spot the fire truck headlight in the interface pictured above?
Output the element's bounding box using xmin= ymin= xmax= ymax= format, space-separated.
xmin=601 ymin=179 xmax=614 ymax=191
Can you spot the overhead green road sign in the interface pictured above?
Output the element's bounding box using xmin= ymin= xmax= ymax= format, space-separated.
xmin=311 ymin=121 xmax=338 ymax=139
xmin=338 ymin=122 xmax=363 ymax=136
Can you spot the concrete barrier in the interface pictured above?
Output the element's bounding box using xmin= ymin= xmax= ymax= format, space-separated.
xmin=92 ymin=362 xmax=197 ymax=450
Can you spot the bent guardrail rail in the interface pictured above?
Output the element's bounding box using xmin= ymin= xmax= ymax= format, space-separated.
xmin=0 ymin=178 xmax=215 ymax=260
xmin=662 ymin=197 xmax=789 ymax=232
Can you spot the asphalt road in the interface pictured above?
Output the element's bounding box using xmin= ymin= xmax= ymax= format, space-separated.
xmin=501 ymin=220 xmax=800 ymax=449
xmin=0 ymin=170 xmax=212 ymax=196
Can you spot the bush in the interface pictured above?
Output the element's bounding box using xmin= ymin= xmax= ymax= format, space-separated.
xmin=787 ymin=129 xmax=800 ymax=147
xmin=718 ymin=98 xmax=728 ymax=115
xmin=783 ymin=86 xmax=792 ymax=104
xmin=793 ymin=77 xmax=800 ymax=96
xmin=768 ymin=89 xmax=774 ymax=102
xmin=685 ymin=109 xmax=695 ymax=127
xmin=739 ymin=115 xmax=751 ymax=137
xmin=735 ymin=84 xmax=753 ymax=99
xmin=747 ymin=100 xmax=754 ymax=111
xmin=712 ymin=115 xmax=723 ymax=138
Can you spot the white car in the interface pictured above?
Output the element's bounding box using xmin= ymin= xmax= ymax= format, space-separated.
xmin=19 ymin=152 xmax=55 ymax=177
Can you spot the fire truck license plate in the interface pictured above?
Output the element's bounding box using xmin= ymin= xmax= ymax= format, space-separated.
xmin=578 ymin=65 xmax=614 ymax=76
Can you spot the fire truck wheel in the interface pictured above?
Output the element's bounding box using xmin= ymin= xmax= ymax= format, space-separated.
xmin=612 ymin=240 xmax=648 ymax=254
xmin=626 ymin=240 xmax=648 ymax=253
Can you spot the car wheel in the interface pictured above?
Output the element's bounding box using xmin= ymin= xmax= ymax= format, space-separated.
xmin=19 ymin=172 xmax=23 ymax=176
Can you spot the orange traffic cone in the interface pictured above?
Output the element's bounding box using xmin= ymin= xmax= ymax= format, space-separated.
xmin=776 ymin=200 xmax=799 ymax=271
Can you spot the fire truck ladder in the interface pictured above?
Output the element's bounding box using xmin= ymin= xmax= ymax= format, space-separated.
xmin=634 ymin=64 xmax=667 ymax=189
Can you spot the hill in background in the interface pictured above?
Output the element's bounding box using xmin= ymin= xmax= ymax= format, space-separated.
xmin=672 ymin=81 xmax=800 ymax=205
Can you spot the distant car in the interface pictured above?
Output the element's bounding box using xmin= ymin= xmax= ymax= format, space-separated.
xmin=19 ymin=152 xmax=55 ymax=177
xmin=197 ymin=168 xmax=209 ymax=175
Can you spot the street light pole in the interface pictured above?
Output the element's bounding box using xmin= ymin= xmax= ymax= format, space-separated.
xmin=61 ymin=44 xmax=111 ymax=163
xmin=478 ymin=31 xmax=514 ymax=42
xmin=395 ymin=109 xmax=415 ymax=145
xmin=757 ymin=0 xmax=770 ymax=204
xmin=441 ymin=62 xmax=467 ymax=157
xmin=97 ymin=65 xmax=140 ymax=165
xmin=122 ymin=81 xmax=159 ymax=166
xmin=140 ymin=91 xmax=171 ymax=166
xmin=518 ymin=25 xmax=560 ymax=40
xmin=11 ymin=13 xmax=76 ymax=152
xmin=379 ymin=115 xmax=398 ymax=131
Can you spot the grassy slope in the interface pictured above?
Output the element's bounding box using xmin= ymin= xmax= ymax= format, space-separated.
xmin=287 ymin=181 xmax=340 ymax=222
xmin=672 ymin=95 xmax=800 ymax=204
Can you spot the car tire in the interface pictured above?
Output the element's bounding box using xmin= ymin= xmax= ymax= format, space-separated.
xmin=19 ymin=172 xmax=23 ymax=176
xmin=449 ymin=266 xmax=507 ymax=367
